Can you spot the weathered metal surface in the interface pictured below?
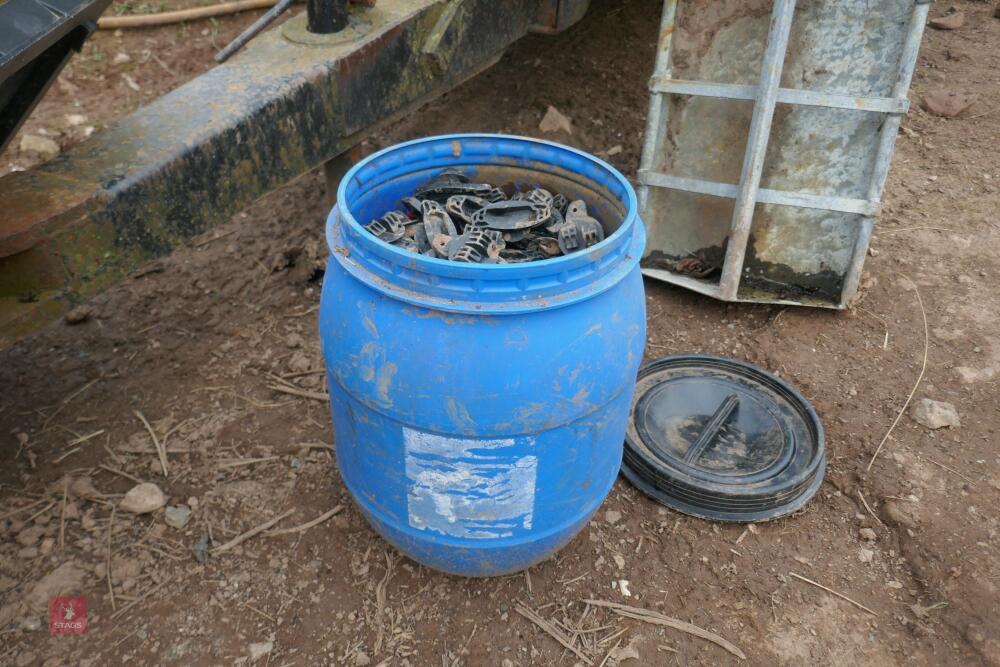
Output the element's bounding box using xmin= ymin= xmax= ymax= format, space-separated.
xmin=529 ymin=0 xmax=590 ymax=35
xmin=638 ymin=0 xmax=929 ymax=308
xmin=0 ymin=0 xmax=556 ymax=346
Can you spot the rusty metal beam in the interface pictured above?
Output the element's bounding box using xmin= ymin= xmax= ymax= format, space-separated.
xmin=0 ymin=0 xmax=590 ymax=346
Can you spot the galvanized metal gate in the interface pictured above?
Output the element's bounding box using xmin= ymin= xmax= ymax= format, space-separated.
xmin=637 ymin=0 xmax=931 ymax=308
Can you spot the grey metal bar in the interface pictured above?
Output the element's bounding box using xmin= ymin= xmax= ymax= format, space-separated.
xmin=637 ymin=0 xmax=678 ymax=213
xmin=637 ymin=171 xmax=878 ymax=216
xmin=839 ymin=0 xmax=931 ymax=306
xmin=718 ymin=0 xmax=797 ymax=301
xmin=214 ymin=0 xmax=297 ymax=63
xmin=649 ymin=78 xmax=909 ymax=114
xmin=639 ymin=267 xmax=722 ymax=299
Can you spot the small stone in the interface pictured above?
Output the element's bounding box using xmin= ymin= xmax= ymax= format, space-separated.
xmin=605 ymin=144 xmax=623 ymax=157
xmin=288 ymin=351 xmax=312 ymax=373
xmin=613 ymin=554 xmax=625 ymax=570
xmin=27 ymin=562 xmax=86 ymax=612
xmin=113 ymin=52 xmax=131 ymax=64
xmin=119 ymin=483 xmax=167 ymax=514
xmin=39 ymin=538 xmax=55 ymax=556
xmin=20 ymin=616 xmax=42 ymax=632
xmin=883 ymin=501 xmax=918 ymax=530
xmin=618 ymin=579 xmax=631 ymax=597
xmin=63 ymin=306 xmax=93 ymax=325
xmin=921 ymin=90 xmax=977 ymax=117
xmin=539 ymin=105 xmax=573 ymax=135
xmin=955 ymin=366 xmax=996 ymax=384
xmin=608 ymin=638 xmax=640 ymax=663
xmin=19 ymin=134 xmax=59 ymax=157
xmin=353 ymin=652 xmax=372 ymax=666
xmin=604 ymin=509 xmax=622 ymax=524
xmin=910 ymin=398 xmax=960 ymax=429
xmin=17 ymin=547 xmax=39 ymax=559
xmin=929 ymin=11 xmax=964 ymax=30
xmin=164 ymin=505 xmax=192 ymax=530
xmin=111 ymin=558 xmax=141 ymax=585
xmin=70 ymin=476 xmax=101 ymax=500
xmin=859 ymin=527 xmax=877 ymax=541
xmin=65 ymin=113 xmax=88 ymax=127
xmin=248 ymin=641 xmax=273 ymax=662
xmin=192 ymin=534 xmax=210 ymax=564
xmin=63 ymin=502 xmax=79 ymax=520
xmin=858 ymin=548 xmax=874 ymax=563
xmin=887 ymin=580 xmax=904 ymax=589
xmin=17 ymin=525 xmax=45 ymax=547
xmin=15 ymin=650 xmax=37 ymax=667
xmin=285 ymin=333 xmax=305 ymax=349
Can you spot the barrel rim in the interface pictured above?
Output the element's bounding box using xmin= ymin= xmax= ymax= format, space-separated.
xmin=328 ymin=134 xmax=644 ymax=312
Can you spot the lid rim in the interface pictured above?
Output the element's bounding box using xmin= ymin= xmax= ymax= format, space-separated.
xmin=624 ymin=354 xmax=826 ymax=522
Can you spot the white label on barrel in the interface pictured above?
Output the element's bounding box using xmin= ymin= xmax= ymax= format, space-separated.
xmin=403 ymin=427 xmax=537 ymax=539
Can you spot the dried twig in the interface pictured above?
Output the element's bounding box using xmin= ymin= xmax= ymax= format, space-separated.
xmin=267 ymin=384 xmax=328 ymax=401
xmin=241 ymin=601 xmax=277 ymax=623
xmin=284 ymin=305 xmax=319 ymax=318
xmin=134 ymin=410 xmax=168 ymax=477
xmin=856 ymin=306 xmax=889 ymax=349
xmin=867 ymin=279 xmax=928 ymax=472
xmin=53 ymin=447 xmax=81 ymax=464
xmin=857 ymin=490 xmax=887 ymax=530
xmin=193 ymin=229 xmax=236 ymax=247
xmin=41 ymin=378 xmax=99 ymax=430
xmin=923 ymin=457 xmax=975 ymax=484
xmin=218 ymin=456 xmax=281 ymax=469
xmin=67 ymin=429 xmax=106 ymax=447
xmin=789 ymin=572 xmax=877 ymax=616
xmin=106 ymin=506 xmax=117 ymax=612
xmin=25 ymin=501 xmax=56 ymax=524
xmin=0 ymin=498 xmax=48 ymax=521
xmin=59 ymin=480 xmax=69 ymax=552
xmin=266 ymin=506 xmax=343 ymax=536
xmin=211 ymin=510 xmax=293 ymax=555
xmin=110 ymin=577 xmax=171 ymax=620
xmin=584 ymin=599 xmax=745 ymax=660
xmin=596 ymin=638 xmax=621 ymax=667
xmin=103 ymin=435 xmax=124 ymax=466
xmin=373 ymin=552 xmax=396 ymax=654
xmin=557 ymin=571 xmax=590 ymax=586
xmin=98 ymin=464 xmax=145 ymax=485
xmin=515 ymin=603 xmax=593 ymax=665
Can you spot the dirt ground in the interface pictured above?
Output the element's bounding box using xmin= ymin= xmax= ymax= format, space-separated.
xmin=2 ymin=0 xmax=1000 ymax=665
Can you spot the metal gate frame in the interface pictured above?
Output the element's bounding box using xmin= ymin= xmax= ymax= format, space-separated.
xmin=637 ymin=0 xmax=931 ymax=308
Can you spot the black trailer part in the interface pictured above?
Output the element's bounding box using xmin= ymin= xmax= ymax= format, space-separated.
xmin=0 ymin=0 xmax=113 ymax=153
xmin=0 ymin=0 xmax=593 ymax=346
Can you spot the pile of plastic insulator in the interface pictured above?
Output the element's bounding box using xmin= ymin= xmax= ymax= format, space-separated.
xmin=363 ymin=168 xmax=606 ymax=263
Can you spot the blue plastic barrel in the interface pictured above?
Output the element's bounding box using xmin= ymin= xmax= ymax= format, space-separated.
xmin=320 ymin=134 xmax=646 ymax=576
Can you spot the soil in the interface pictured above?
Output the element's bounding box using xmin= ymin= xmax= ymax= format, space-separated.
xmin=2 ymin=1 xmax=1000 ymax=665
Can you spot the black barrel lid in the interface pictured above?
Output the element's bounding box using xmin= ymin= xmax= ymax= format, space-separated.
xmin=622 ymin=355 xmax=825 ymax=522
